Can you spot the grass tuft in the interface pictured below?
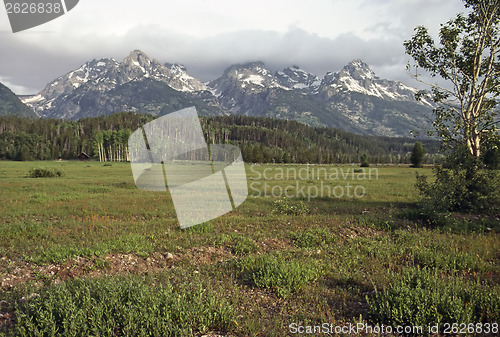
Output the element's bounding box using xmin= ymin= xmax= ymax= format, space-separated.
xmin=288 ymin=228 xmax=335 ymax=248
xmin=367 ymin=267 xmax=500 ymax=329
xmin=28 ymin=167 xmax=63 ymax=178
xmin=11 ymin=275 xmax=236 ymax=337
xmin=237 ymin=254 xmax=319 ymax=298
xmin=232 ymin=236 xmax=258 ymax=256
xmin=272 ymin=197 xmax=309 ymax=215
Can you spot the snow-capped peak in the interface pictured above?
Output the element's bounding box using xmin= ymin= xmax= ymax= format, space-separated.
xmin=275 ymin=65 xmax=321 ymax=92
xmin=213 ymin=62 xmax=284 ymax=90
xmin=22 ymin=50 xmax=208 ymax=117
xmin=339 ymin=59 xmax=376 ymax=81
xmin=164 ymin=62 xmax=207 ymax=92
xmin=166 ymin=63 xmax=187 ymax=74
xmin=318 ymin=59 xmax=431 ymax=104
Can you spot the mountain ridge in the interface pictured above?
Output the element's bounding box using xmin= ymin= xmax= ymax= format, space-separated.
xmin=0 ymin=82 xmax=36 ymax=118
xmin=18 ymin=50 xmax=434 ymax=137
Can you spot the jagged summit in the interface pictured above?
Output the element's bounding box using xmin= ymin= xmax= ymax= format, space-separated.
xmin=275 ymin=65 xmax=321 ymax=92
xmin=318 ymin=59 xmax=432 ymax=104
xmin=210 ymin=62 xmax=282 ymax=91
xmin=23 ymin=50 xmax=208 ymax=118
xmin=165 ymin=63 xmax=187 ymax=72
xmin=123 ymin=50 xmax=151 ymax=67
xmin=19 ymin=51 xmax=434 ymax=136
xmin=340 ymin=59 xmax=376 ymax=80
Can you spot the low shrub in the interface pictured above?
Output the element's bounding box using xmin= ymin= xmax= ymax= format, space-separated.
xmin=416 ymin=167 xmax=500 ymax=213
xmin=232 ymin=236 xmax=258 ymax=256
xmin=28 ymin=167 xmax=63 ymax=178
xmin=367 ymin=267 xmax=500 ymax=330
xmin=360 ymin=154 xmax=370 ymax=167
xmin=238 ymin=254 xmax=319 ymax=298
xmin=288 ymin=228 xmax=335 ymax=248
xmin=416 ymin=145 xmax=500 ymax=214
xmin=412 ymin=248 xmax=484 ymax=272
xmin=357 ymin=215 xmax=397 ymax=231
xmin=11 ymin=275 xmax=235 ymax=337
xmin=272 ymin=197 xmax=309 ymax=216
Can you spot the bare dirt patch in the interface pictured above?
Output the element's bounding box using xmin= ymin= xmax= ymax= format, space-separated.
xmin=0 ymin=246 xmax=238 ymax=291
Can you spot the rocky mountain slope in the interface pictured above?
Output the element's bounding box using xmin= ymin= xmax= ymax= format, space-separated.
xmin=0 ymin=82 xmax=36 ymax=118
xmin=20 ymin=50 xmax=434 ymax=137
xmin=22 ymin=50 xmax=219 ymax=119
xmin=208 ymin=59 xmax=433 ymax=136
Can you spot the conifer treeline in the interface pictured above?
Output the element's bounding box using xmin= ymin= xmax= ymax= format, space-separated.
xmin=0 ymin=112 xmax=153 ymax=161
xmin=201 ymin=116 xmax=440 ymax=164
xmin=0 ymin=112 xmax=440 ymax=163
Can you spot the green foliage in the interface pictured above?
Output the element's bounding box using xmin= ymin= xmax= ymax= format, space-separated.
xmin=360 ymin=153 xmax=370 ymax=167
xmin=28 ymin=167 xmax=64 ymax=178
xmin=367 ymin=268 xmax=500 ymax=329
xmin=416 ymin=164 xmax=500 ymax=213
xmin=357 ymin=215 xmax=397 ymax=231
xmin=0 ymin=113 xmax=442 ymax=164
xmin=404 ymin=0 xmax=499 ymax=159
xmin=238 ymin=254 xmax=319 ymax=298
xmin=0 ymin=112 xmax=148 ymax=161
xmin=92 ymin=128 xmax=131 ymax=161
xmin=272 ymin=197 xmax=309 ymax=215
xmin=405 ymin=0 xmax=500 ymax=220
xmin=232 ymin=236 xmax=258 ymax=256
xmin=412 ymin=245 xmax=484 ymax=272
xmin=0 ymin=162 xmax=498 ymax=336
xmin=11 ymin=275 xmax=235 ymax=337
xmin=410 ymin=141 xmax=425 ymax=168
xmin=483 ymin=137 xmax=500 ymax=169
xmin=184 ymin=221 xmax=214 ymax=234
xmin=288 ymin=228 xmax=335 ymax=248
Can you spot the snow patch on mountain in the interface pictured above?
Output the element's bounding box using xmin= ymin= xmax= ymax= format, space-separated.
xmin=275 ymin=65 xmax=321 ymax=92
xmin=22 ymin=50 xmax=207 ymax=117
xmin=18 ymin=51 xmax=434 ymax=137
xmin=319 ymin=59 xmax=432 ymax=105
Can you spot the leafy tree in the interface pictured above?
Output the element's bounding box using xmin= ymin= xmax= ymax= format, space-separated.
xmin=360 ymin=153 xmax=370 ymax=167
xmin=483 ymin=137 xmax=500 ymax=168
xmin=410 ymin=141 xmax=426 ymax=168
xmin=406 ymin=0 xmax=500 ymax=212
xmin=252 ymin=145 xmax=264 ymax=163
xmin=404 ymin=0 xmax=499 ymax=159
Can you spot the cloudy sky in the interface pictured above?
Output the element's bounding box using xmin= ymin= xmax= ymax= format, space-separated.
xmin=0 ymin=0 xmax=466 ymax=94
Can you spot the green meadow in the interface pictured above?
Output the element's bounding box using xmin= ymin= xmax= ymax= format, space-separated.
xmin=0 ymin=161 xmax=499 ymax=336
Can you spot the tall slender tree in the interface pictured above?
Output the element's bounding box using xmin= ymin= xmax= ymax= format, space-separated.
xmin=404 ymin=0 xmax=499 ymax=159
xmin=410 ymin=141 xmax=426 ymax=168
xmin=406 ymin=0 xmax=500 ymax=212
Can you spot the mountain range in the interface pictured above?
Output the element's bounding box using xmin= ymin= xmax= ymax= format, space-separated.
xmin=13 ymin=50 xmax=433 ymax=137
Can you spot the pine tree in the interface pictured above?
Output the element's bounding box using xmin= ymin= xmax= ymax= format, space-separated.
xmin=410 ymin=141 xmax=425 ymax=168
xmin=360 ymin=153 xmax=370 ymax=167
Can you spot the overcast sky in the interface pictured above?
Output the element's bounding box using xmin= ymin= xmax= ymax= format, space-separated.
xmin=0 ymin=0 xmax=466 ymax=94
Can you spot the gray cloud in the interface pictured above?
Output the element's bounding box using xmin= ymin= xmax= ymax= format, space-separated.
xmin=0 ymin=0 xmax=467 ymax=94
xmin=0 ymin=27 xmax=409 ymax=93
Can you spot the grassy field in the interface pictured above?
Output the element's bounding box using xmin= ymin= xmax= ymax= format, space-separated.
xmin=0 ymin=161 xmax=499 ymax=336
